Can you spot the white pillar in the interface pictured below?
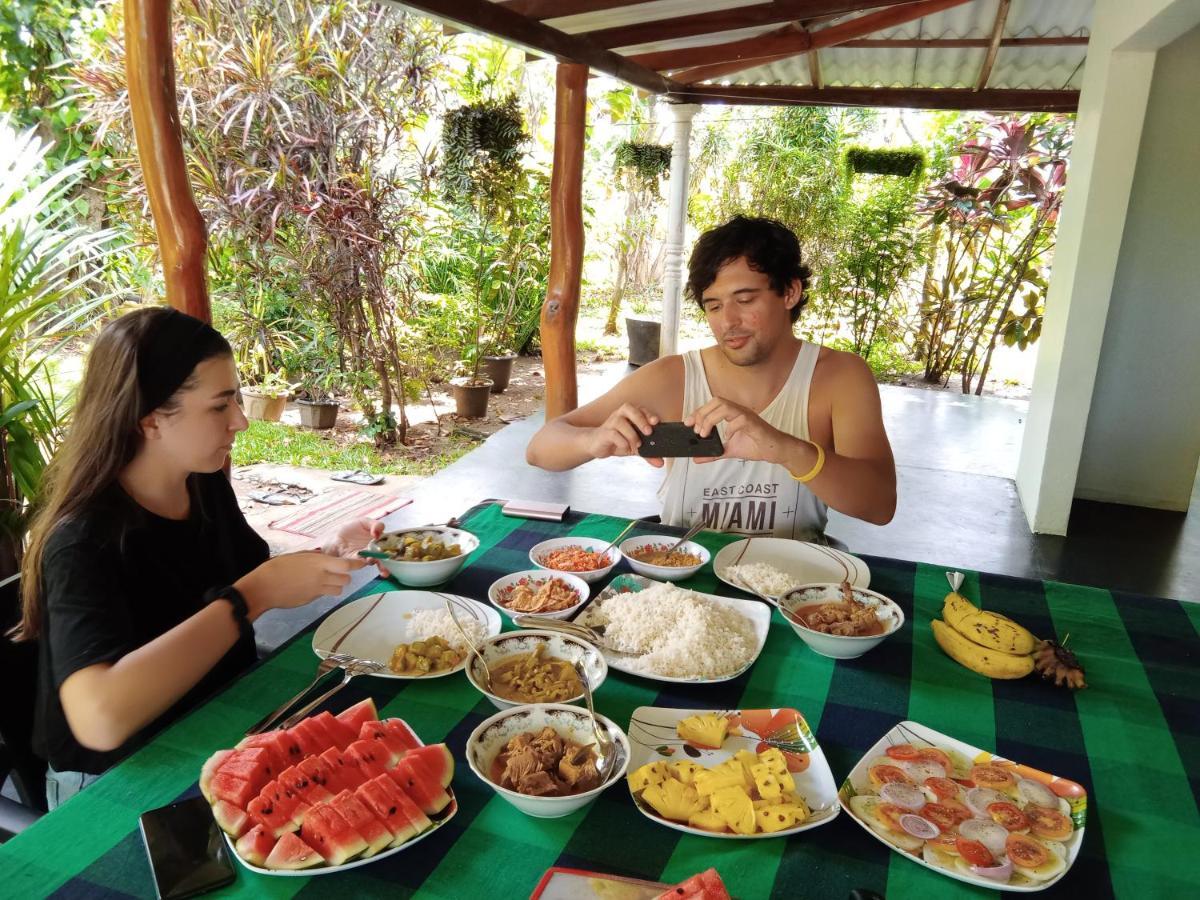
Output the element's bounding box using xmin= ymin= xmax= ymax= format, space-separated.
xmin=659 ymin=103 xmax=699 ymax=358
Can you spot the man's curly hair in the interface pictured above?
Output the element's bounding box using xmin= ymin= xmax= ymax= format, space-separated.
xmin=687 ymin=216 xmax=811 ymax=323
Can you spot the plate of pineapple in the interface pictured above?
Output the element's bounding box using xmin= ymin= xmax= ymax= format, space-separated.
xmin=625 ymin=707 xmax=839 ymax=839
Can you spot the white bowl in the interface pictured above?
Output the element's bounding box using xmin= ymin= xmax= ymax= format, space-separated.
xmin=487 ymin=570 xmax=590 ymax=621
xmin=466 ymin=703 xmax=630 ymax=818
xmin=618 ymin=535 xmax=710 ymax=582
xmin=369 ymin=526 xmax=479 ymax=587
xmin=777 ymin=583 xmax=905 ymax=659
xmin=528 ymin=536 xmax=620 ymax=584
xmin=465 ymin=630 xmax=608 ymax=710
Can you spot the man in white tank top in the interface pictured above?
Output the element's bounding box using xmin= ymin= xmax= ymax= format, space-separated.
xmin=526 ymin=217 xmax=896 ymax=540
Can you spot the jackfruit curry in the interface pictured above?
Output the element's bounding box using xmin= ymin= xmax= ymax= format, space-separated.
xmin=491 ymin=727 xmax=601 ymax=797
xmin=486 ymin=644 xmax=583 ymax=704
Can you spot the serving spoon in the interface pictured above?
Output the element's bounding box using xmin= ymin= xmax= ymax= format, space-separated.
xmin=441 ymin=593 xmax=495 ymax=694
xmin=574 ymin=660 xmax=615 ymax=784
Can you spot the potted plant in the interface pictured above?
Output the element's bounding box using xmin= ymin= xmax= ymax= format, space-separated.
xmin=295 ymin=369 xmax=341 ymax=429
xmin=240 ymin=371 xmax=296 ymax=422
xmin=480 ymin=338 xmax=517 ymax=394
xmin=452 ymin=343 xmax=493 ymax=419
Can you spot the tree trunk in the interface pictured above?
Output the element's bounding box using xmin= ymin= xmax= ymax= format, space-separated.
xmin=604 ymin=249 xmax=629 ymax=336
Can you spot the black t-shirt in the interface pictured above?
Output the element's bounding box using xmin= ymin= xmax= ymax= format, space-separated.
xmin=34 ymin=471 xmax=269 ymax=774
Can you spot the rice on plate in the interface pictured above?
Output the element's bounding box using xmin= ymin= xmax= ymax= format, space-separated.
xmin=723 ymin=562 xmax=802 ymax=597
xmin=576 ymin=582 xmax=758 ymax=679
xmin=404 ymin=608 xmax=486 ymax=651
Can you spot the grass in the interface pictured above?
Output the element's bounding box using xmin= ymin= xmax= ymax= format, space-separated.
xmin=231 ymin=420 xmax=477 ymax=477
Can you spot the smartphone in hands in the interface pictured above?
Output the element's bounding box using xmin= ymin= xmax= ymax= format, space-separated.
xmin=637 ymin=421 xmax=725 ymax=458
xmin=139 ymin=795 xmax=236 ymax=900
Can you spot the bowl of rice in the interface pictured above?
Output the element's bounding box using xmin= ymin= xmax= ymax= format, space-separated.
xmin=778 ymin=583 xmax=904 ymax=659
xmin=529 ymin=537 xmax=620 ymax=584
xmin=488 ymin=570 xmax=590 ymax=621
xmin=618 ymin=535 xmax=709 ymax=582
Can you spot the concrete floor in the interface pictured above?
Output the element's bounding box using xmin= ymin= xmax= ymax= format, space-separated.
xmin=254 ymin=367 xmax=1198 ymax=651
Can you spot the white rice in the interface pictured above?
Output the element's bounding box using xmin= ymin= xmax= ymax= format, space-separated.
xmin=723 ymin=562 xmax=801 ymax=597
xmin=578 ymin=582 xmax=758 ymax=678
xmin=403 ymin=608 xmax=485 ymax=652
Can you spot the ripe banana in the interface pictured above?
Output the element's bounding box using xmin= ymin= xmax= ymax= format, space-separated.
xmin=931 ymin=619 xmax=1035 ymax=679
xmin=943 ymin=591 xmax=1036 ymax=656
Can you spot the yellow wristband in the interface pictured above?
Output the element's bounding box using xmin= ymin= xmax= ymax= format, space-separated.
xmin=789 ymin=441 xmax=825 ymax=483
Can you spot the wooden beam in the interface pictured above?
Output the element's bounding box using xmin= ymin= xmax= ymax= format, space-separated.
xmin=541 ymin=63 xmax=587 ymax=419
xmin=809 ymin=48 xmax=823 ymax=89
xmin=124 ymin=0 xmax=209 ymax=320
xmin=582 ymin=1 xmax=908 ymax=50
xmin=976 ymin=0 xmax=1011 ymax=91
xmin=630 ymin=25 xmax=808 ymax=73
xmin=671 ymin=84 xmax=1079 ymax=112
xmin=387 ymin=0 xmax=674 ymax=94
xmin=499 ymin=0 xmax=643 ymax=17
xmin=672 ymin=0 xmax=972 ymax=84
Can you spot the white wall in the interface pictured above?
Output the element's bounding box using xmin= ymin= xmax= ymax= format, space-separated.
xmin=1075 ymin=24 xmax=1200 ymax=510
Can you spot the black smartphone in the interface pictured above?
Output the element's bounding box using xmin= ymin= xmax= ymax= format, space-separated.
xmin=638 ymin=421 xmax=725 ymax=458
xmin=139 ymin=796 xmax=237 ymax=900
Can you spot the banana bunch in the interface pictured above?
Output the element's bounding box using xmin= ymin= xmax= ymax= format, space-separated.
xmin=931 ymin=591 xmax=1036 ymax=679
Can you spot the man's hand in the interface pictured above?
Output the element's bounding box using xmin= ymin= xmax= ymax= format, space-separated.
xmin=587 ymin=403 xmax=664 ymax=468
xmin=685 ymin=397 xmax=791 ymax=465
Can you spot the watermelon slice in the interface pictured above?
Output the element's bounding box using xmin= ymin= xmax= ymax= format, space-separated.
xmin=355 ymin=778 xmax=424 ymax=846
xmin=344 ymin=740 xmax=390 ymax=780
xmin=300 ymin=805 xmax=368 ymax=865
xmin=263 ymin=831 xmax=323 ymax=870
xmin=313 ymin=711 xmax=356 ymax=750
xmin=358 ymin=721 xmax=408 ymax=765
xmin=318 ymin=748 xmax=364 ymax=792
xmin=278 ymin=764 xmax=334 ymax=805
xmin=383 ymin=719 xmax=421 ymax=752
xmin=390 ymin=756 xmax=451 ymax=815
xmin=255 ymin=779 xmax=308 ymax=832
xmin=209 ymin=771 xmax=256 ymax=810
xmin=336 ymin=698 xmax=378 ymax=734
xmin=216 ymin=747 xmax=275 ymax=794
xmin=234 ymin=823 xmax=277 ymax=867
xmin=329 ymin=790 xmax=392 ymax=857
xmin=403 ymin=744 xmax=454 ymax=789
xmin=212 ymin=798 xmax=251 ymax=838
xmin=199 ymin=749 xmax=233 ymax=803
xmin=289 ymin=718 xmax=333 ymax=757
xmin=298 ymin=754 xmax=341 ymax=795
xmin=238 ymin=731 xmax=293 ymax=774
xmin=655 ymin=868 xmax=731 ymax=900
xmin=372 ymin=775 xmax=432 ymax=837
xmin=247 ymin=791 xmax=299 ymax=837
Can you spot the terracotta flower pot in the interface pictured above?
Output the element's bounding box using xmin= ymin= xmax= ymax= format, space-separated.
xmin=241 ymin=388 xmax=286 ymax=422
xmin=296 ymin=399 xmax=339 ymax=429
xmin=481 ymin=355 xmax=517 ymax=393
xmin=451 ymin=376 xmax=493 ymax=418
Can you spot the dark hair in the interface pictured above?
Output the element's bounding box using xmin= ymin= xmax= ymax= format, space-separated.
xmin=686 ymin=216 xmax=812 ymax=323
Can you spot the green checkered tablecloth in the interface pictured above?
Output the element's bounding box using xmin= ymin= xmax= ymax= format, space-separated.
xmin=2 ymin=501 xmax=1198 ymax=899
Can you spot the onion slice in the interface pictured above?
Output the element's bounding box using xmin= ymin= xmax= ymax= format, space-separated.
xmin=899 ymin=760 xmax=947 ymax=783
xmin=959 ymin=818 xmax=1010 ymax=856
xmin=879 ymin=782 xmax=927 ymax=811
xmin=966 ymin=787 xmax=1008 ymax=818
xmin=1017 ymin=777 xmax=1058 ymax=809
xmin=899 ymin=814 xmax=940 ymax=840
xmin=970 ymin=858 xmax=1014 ymax=882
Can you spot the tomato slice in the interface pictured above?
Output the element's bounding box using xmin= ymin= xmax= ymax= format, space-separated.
xmin=918 ymin=747 xmax=953 ymax=771
xmin=987 ymin=801 xmax=1030 ymax=832
xmin=924 ymin=776 xmax=960 ymax=801
xmin=952 ymin=777 xmax=976 ymax=789
xmin=955 ymin=836 xmax=995 ymax=867
xmin=927 ymin=832 xmax=960 ymax=855
xmin=876 ymin=802 xmax=909 ymax=832
xmin=971 ymin=764 xmax=1016 ymax=790
xmin=1006 ymin=833 xmax=1050 ymax=869
xmin=941 ymin=798 xmax=973 ymax=823
xmin=920 ymin=803 xmax=961 ymax=831
xmin=885 ymin=743 xmax=921 ymax=761
xmin=1027 ymin=806 xmax=1073 ymax=841
xmin=869 ymin=764 xmax=912 ymax=788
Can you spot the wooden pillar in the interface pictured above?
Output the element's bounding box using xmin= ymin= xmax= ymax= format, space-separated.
xmin=125 ymin=0 xmax=210 ymax=321
xmin=540 ymin=63 xmax=587 ymax=419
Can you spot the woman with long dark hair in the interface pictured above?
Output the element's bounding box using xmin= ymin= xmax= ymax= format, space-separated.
xmin=14 ymin=307 xmax=376 ymax=808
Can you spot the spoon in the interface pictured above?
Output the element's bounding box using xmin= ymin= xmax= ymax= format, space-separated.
xmin=441 ymin=594 xmax=494 ymax=694
xmin=662 ymin=520 xmax=705 ymax=557
xmin=574 ymin=660 xmax=615 ymax=784
xmin=596 ymin=519 xmax=637 ymax=564
xmin=514 ymin=614 xmax=609 ymax=648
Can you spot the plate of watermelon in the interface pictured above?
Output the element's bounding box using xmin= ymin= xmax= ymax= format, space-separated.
xmin=199 ymin=698 xmax=457 ymax=874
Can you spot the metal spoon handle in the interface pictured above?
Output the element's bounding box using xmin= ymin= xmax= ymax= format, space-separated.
xmin=440 ymin=593 xmax=492 ymax=691
xmin=666 ymin=521 xmax=705 ymax=555
xmin=598 ymin=519 xmax=637 ymax=561
xmin=279 ymin=669 xmax=355 ymax=730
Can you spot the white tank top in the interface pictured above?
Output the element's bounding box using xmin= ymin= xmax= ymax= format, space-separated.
xmin=658 ymin=343 xmax=829 ymax=540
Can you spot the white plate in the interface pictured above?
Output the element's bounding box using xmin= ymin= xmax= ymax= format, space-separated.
xmin=576 ymin=575 xmax=770 ymax=684
xmin=625 ymin=706 xmax=839 ymax=839
xmin=311 ymin=591 xmax=502 ymax=680
xmin=224 ymin=718 xmax=458 ymax=876
xmin=838 ymin=720 xmax=1087 ymax=892
xmin=713 ymin=537 xmax=870 ymax=600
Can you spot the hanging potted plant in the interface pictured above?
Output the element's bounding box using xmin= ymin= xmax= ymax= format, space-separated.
xmin=613 ymin=141 xmax=671 ymax=366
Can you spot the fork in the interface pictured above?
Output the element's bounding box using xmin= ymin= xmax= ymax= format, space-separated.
xmin=277 ymin=658 xmax=386 ymax=730
xmin=245 ymin=652 xmax=355 ymax=735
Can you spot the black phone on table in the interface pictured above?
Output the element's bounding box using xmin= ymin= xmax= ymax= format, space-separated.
xmin=637 ymin=421 xmax=725 ymax=458
xmin=139 ymin=795 xmax=236 ymax=900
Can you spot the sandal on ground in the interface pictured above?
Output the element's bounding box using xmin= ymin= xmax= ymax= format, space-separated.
xmin=331 ymin=469 xmax=384 ymax=485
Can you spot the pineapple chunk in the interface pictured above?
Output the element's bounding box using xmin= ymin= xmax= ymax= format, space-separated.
xmin=710 ymin=786 xmax=756 ymax=835
xmin=694 ymin=765 xmax=747 ymax=798
xmin=753 ymin=796 xmax=787 ymax=809
xmin=756 ymin=747 xmax=789 ymax=775
xmin=755 ymin=805 xmax=800 ymax=834
xmin=627 ymin=761 xmax=670 ymax=793
xmin=751 ymin=763 xmax=783 ymax=800
xmin=676 ymin=713 xmax=729 ymax=749
xmin=773 ymin=801 xmax=810 ymax=824
xmin=669 ymin=760 xmax=703 ymax=785
xmin=778 ymin=770 xmax=796 ymax=793
xmin=687 ymin=810 xmax=727 ymax=833
xmin=642 ymin=777 xmax=703 ymax=822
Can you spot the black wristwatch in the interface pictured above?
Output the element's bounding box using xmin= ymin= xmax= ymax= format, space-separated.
xmin=211 ymin=585 xmax=252 ymax=637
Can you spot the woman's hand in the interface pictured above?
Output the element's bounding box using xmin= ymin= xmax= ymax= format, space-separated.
xmin=236 ymin=552 xmax=369 ymax=616
xmin=322 ymin=517 xmax=385 ymax=558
